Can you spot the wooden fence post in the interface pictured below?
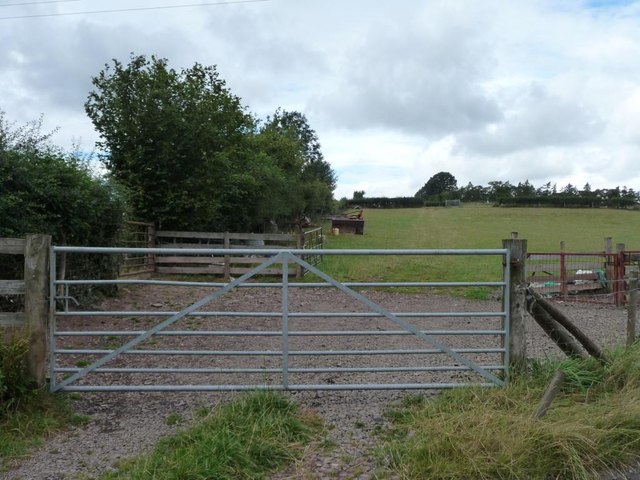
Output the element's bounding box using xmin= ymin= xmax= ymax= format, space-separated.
xmin=616 ymin=243 xmax=626 ymax=307
xmin=605 ymin=237 xmax=613 ymax=293
xmin=24 ymin=234 xmax=50 ymax=388
xmin=147 ymin=223 xmax=157 ymax=273
xmin=560 ymin=241 xmax=567 ymax=301
xmin=223 ymin=232 xmax=231 ymax=281
xmin=295 ymin=232 xmax=304 ymax=278
xmin=503 ymin=238 xmax=527 ymax=368
xmin=628 ymin=271 xmax=638 ymax=347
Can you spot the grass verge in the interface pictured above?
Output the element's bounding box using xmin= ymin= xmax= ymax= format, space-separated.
xmin=102 ymin=390 xmax=322 ymax=480
xmin=378 ymin=343 xmax=640 ymax=479
xmin=0 ymin=391 xmax=87 ymax=471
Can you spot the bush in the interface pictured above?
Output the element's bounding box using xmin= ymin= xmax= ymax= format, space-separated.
xmin=0 ymin=328 xmax=35 ymax=416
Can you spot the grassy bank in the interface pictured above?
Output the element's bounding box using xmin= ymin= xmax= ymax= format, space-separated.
xmin=102 ymin=391 xmax=322 ymax=480
xmin=378 ymin=343 xmax=640 ymax=479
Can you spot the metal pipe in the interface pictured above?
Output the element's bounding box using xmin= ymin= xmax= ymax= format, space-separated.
xmin=55 ymin=310 xmax=506 ymax=318
xmin=53 ymin=246 xmax=509 ymax=256
xmin=54 ymin=347 xmax=505 ymax=356
xmin=54 ymin=365 xmax=505 ymax=374
xmin=55 ymin=383 xmax=499 ymax=392
xmin=55 ymin=329 xmax=506 ymax=337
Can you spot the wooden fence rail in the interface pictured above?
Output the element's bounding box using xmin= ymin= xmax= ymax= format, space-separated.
xmin=119 ymin=224 xmax=325 ymax=279
xmin=0 ymin=234 xmax=50 ymax=387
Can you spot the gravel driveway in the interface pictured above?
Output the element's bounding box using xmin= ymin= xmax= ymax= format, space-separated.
xmin=4 ymin=284 xmax=633 ymax=480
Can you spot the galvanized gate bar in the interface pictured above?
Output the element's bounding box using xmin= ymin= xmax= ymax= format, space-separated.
xmin=281 ymin=255 xmax=289 ymax=389
xmin=52 ymin=251 xmax=285 ymax=391
xmin=53 ymin=247 xmax=509 ymax=255
xmin=287 ymin=252 xmax=507 ymax=386
xmin=55 ymin=329 xmax=505 ymax=337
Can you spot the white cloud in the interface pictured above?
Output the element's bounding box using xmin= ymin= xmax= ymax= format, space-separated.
xmin=1 ymin=0 xmax=640 ymax=196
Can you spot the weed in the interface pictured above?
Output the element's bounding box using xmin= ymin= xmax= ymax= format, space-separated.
xmin=165 ymin=413 xmax=183 ymax=426
xmin=0 ymin=391 xmax=87 ymax=469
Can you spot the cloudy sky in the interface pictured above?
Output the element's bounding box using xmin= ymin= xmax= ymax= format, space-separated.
xmin=1 ymin=0 xmax=639 ymax=199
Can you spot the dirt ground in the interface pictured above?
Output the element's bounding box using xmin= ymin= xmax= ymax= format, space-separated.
xmin=5 ymin=282 xmax=636 ymax=480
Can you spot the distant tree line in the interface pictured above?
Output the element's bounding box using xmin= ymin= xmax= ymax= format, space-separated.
xmin=343 ymin=172 xmax=639 ymax=209
xmin=414 ymin=172 xmax=639 ymax=208
xmin=85 ymin=54 xmax=336 ymax=232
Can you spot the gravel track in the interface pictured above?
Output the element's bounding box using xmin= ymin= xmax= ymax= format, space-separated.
xmin=4 ymin=285 xmax=634 ymax=480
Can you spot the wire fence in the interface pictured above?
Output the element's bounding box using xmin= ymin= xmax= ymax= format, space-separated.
xmin=527 ymin=251 xmax=640 ymax=305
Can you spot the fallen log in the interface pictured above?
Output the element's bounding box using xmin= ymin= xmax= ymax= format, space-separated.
xmin=527 ymin=288 xmax=606 ymax=362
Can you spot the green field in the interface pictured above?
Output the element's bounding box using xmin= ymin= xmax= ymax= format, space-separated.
xmin=318 ymin=204 xmax=639 ymax=290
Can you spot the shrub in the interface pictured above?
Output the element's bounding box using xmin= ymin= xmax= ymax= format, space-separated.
xmin=0 ymin=328 xmax=36 ymax=416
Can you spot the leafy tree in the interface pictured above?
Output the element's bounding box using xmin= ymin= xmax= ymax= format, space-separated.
xmin=353 ymin=190 xmax=366 ymax=200
xmin=487 ymin=181 xmax=514 ymax=202
xmin=86 ymin=54 xmax=255 ymax=231
xmin=459 ymin=182 xmax=487 ymax=202
xmin=415 ymin=172 xmax=458 ymax=201
xmin=259 ymin=109 xmax=336 ymax=216
xmin=86 ymin=55 xmax=335 ymax=231
xmin=513 ymin=180 xmax=536 ymax=198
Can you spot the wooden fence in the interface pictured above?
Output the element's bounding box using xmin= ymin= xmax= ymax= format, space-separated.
xmin=119 ymin=223 xmax=324 ymax=279
xmin=0 ymin=235 xmax=50 ymax=387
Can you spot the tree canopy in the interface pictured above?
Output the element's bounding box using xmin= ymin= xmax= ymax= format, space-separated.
xmin=85 ymin=54 xmax=336 ymax=232
xmin=415 ymin=172 xmax=458 ymax=200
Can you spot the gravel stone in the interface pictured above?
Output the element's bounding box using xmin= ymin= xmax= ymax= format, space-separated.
xmin=4 ymin=285 xmax=637 ymax=479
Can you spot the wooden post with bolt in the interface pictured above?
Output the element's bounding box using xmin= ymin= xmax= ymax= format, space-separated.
xmin=24 ymin=234 xmax=51 ymax=388
xmin=503 ymin=238 xmax=527 ymax=368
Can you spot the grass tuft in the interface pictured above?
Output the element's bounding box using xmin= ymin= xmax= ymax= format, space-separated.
xmin=102 ymin=390 xmax=322 ymax=480
xmin=379 ymin=345 xmax=640 ymax=479
xmin=0 ymin=391 xmax=88 ymax=470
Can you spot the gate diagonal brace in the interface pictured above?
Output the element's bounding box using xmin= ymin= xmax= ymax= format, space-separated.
xmin=288 ymin=252 xmax=505 ymax=386
xmin=53 ymin=253 xmax=286 ymax=391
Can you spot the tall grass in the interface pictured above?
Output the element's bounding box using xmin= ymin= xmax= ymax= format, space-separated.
xmin=102 ymin=390 xmax=322 ymax=480
xmin=379 ymin=343 xmax=640 ymax=479
xmin=0 ymin=327 xmax=85 ymax=470
xmin=0 ymin=327 xmax=35 ymax=415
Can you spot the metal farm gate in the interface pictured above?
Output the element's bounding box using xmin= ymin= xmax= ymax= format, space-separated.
xmin=49 ymin=247 xmax=511 ymax=392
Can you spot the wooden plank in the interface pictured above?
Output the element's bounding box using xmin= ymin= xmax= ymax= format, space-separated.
xmin=0 ymin=238 xmax=26 ymax=255
xmin=0 ymin=280 xmax=25 ymax=295
xmin=528 ymin=275 xmax=561 ymax=283
xmin=157 ymin=231 xmax=298 ymax=242
xmin=155 ymin=256 xmax=225 ymax=265
xmin=156 ymin=266 xmax=226 ymax=275
xmin=156 ymin=266 xmax=295 ymax=276
xmin=118 ymin=269 xmax=155 ymax=278
xmin=227 ymin=232 xmax=297 ymax=242
xmin=158 ymin=242 xmax=224 ymax=249
xmin=155 ymin=256 xmax=282 ymax=265
xmin=567 ymin=274 xmax=599 ymax=281
xmin=0 ymin=312 xmax=25 ymax=327
xmin=229 ymin=267 xmax=296 ymax=276
xmin=156 ymin=231 xmax=226 ymax=240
